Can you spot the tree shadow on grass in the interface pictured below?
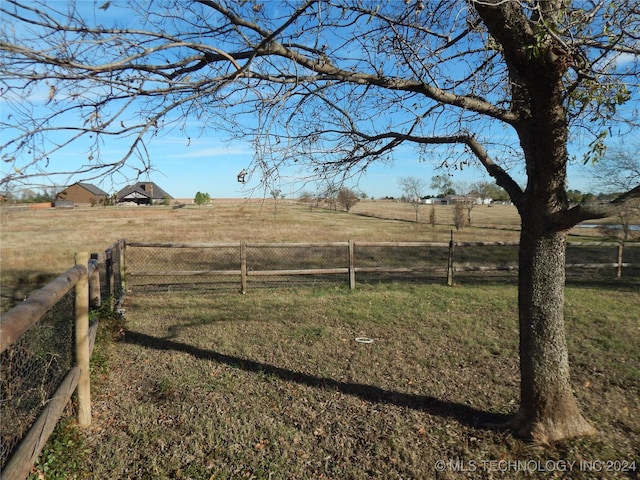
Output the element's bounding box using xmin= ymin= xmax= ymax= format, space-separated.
xmin=122 ymin=329 xmax=512 ymax=432
xmin=0 ymin=270 xmax=58 ymax=312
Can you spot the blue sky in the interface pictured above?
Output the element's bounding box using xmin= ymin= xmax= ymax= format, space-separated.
xmin=1 ymin=74 xmax=533 ymax=199
xmin=83 ymin=133 xmax=514 ymax=200
xmin=1 ymin=81 xmax=608 ymax=201
xmin=1 ymin=75 xmax=604 ymax=200
xmin=1 ymin=1 xmax=635 ymax=200
xmin=2 ymin=113 xmax=603 ymax=200
xmin=90 ymin=134 xmax=602 ymax=200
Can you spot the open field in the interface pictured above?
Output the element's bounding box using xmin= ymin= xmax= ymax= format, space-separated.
xmin=2 ymin=200 xmax=639 ymax=478
xmin=1 ymin=200 xmax=524 ymax=271
xmin=351 ymin=200 xmax=522 ymax=229
xmin=2 ymin=200 xmax=527 ymax=308
xmin=0 ymin=198 xmax=621 ymax=280
xmin=2 ymin=199 xmax=633 ymax=310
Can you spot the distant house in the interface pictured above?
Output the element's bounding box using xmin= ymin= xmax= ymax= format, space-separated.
xmin=446 ymin=195 xmax=491 ymax=205
xmin=56 ymin=182 xmax=109 ymax=206
xmin=422 ymin=195 xmax=492 ymax=206
xmin=422 ymin=197 xmax=448 ymax=205
xmin=116 ymin=182 xmax=173 ymax=205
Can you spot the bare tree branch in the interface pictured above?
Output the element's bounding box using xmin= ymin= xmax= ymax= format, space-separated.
xmin=1 ymin=0 xmax=638 ymax=214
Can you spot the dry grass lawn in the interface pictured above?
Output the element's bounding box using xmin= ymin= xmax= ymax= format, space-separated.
xmin=0 ymin=198 xmax=606 ymax=276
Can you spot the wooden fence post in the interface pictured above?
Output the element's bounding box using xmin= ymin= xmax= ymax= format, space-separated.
xmin=106 ymin=248 xmax=115 ymax=311
xmin=89 ymin=253 xmax=101 ymax=308
xmin=74 ymin=252 xmax=91 ymax=427
xmin=617 ymin=242 xmax=623 ymax=278
xmin=240 ymin=241 xmax=247 ymax=294
xmin=119 ymin=239 xmax=127 ymax=295
xmin=447 ymin=230 xmax=454 ymax=286
xmin=348 ymin=240 xmax=356 ymax=290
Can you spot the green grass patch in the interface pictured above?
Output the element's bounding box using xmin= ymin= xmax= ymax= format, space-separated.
xmin=28 ymin=419 xmax=91 ymax=480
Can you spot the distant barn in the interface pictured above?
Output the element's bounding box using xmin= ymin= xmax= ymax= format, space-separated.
xmin=56 ymin=182 xmax=109 ymax=207
xmin=116 ymin=182 xmax=173 ymax=205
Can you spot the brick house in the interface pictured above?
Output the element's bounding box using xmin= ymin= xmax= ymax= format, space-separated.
xmin=56 ymin=182 xmax=110 ymax=206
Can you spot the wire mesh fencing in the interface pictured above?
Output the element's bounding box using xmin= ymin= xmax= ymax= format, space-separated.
xmin=0 ymin=242 xmax=125 ymax=475
xmin=124 ymin=240 xmax=639 ymax=294
xmin=353 ymin=242 xmax=451 ymax=284
xmin=126 ymin=242 xmax=242 ymax=292
xmin=566 ymin=241 xmax=640 ymax=283
xmin=0 ymin=287 xmax=75 ymax=469
xmin=621 ymin=242 xmax=640 ymax=279
xmin=246 ymin=243 xmax=349 ymax=288
xmin=453 ymin=242 xmax=520 ymax=284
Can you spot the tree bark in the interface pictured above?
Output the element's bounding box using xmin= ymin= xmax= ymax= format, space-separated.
xmin=512 ymin=217 xmax=596 ymax=443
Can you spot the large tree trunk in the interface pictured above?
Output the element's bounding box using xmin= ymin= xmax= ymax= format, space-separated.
xmin=471 ymin=0 xmax=600 ymax=444
xmin=511 ymin=219 xmax=597 ymax=443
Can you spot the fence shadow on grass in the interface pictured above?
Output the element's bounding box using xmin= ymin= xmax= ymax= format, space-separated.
xmin=122 ymin=329 xmax=512 ymax=432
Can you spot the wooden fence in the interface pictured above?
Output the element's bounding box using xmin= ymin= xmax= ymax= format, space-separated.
xmin=125 ymin=238 xmax=640 ymax=293
xmin=0 ymin=241 xmax=125 ymax=480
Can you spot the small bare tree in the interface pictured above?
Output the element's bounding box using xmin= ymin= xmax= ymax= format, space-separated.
xmin=456 ymin=182 xmax=476 ymax=224
xmin=399 ymin=177 xmax=426 ymax=223
xmin=319 ymin=182 xmax=340 ymax=211
xmin=589 ymin=143 xmax=640 ymax=195
xmin=429 ymin=205 xmax=437 ymax=228
xmin=337 ymin=187 xmax=359 ymax=212
xmin=619 ymin=200 xmax=640 ymax=240
xmin=464 ymin=199 xmax=474 ymax=225
xmin=454 ymin=202 xmax=466 ymax=230
xmin=589 ymin=144 xmax=640 ymax=240
xmin=600 ymin=200 xmax=640 ymax=241
xmin=270 ymin=188 xmax=281 ymax=219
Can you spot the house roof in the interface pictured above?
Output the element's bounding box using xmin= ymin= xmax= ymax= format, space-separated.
xmin=64 ymin=182 xmax=109 ymax=196
xmin=117 ymin=182 xmax=172 ymax=200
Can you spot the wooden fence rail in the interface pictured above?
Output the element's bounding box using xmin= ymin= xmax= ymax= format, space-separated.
xmin=125 ymin=239 xmax=640 ymax=292
xmin=0 ymin=264 xmax=87 ymax=353
xmin=0 ymin=240 xmax=125 ymax=480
